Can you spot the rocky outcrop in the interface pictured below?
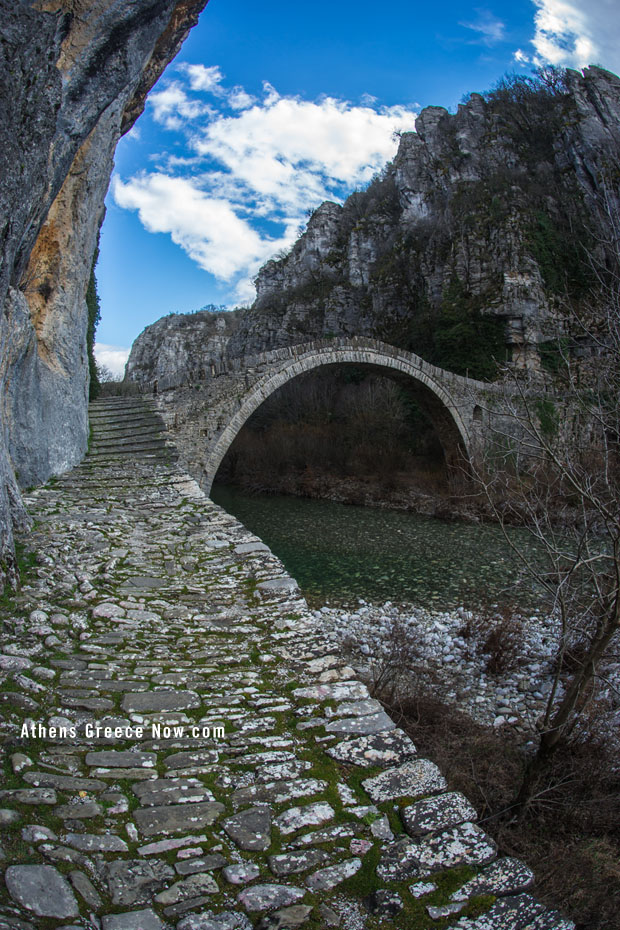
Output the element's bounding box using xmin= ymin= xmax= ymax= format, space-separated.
xmin=230 ymin=67 xmax=620 ymax=366
xmin=127 ymin=66 xmax=620 ymax=388
xmin=125 ymin=307 xmax=243 ymax=385
xmin=0 ymin=0 xmax=208 ymax=582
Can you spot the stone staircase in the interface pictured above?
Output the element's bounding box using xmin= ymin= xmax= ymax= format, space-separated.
xmin=87 ymin=395 xmax=176 ymax=465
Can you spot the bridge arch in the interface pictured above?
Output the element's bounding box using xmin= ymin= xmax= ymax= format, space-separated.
xmin=204 ymin=342 xmax=474 ymax=493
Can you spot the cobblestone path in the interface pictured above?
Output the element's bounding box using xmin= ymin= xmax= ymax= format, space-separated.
xmin=0 ymin=398 xmax=574 ymax=930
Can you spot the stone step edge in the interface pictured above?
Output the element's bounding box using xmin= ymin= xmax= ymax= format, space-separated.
xmin=89 ymin=398 xmax=152 ymax=407
xmin=88 ymin=451 xmax=171 ymax=461
xmin=90 ymin=435 xmax=167 ymax=448
xmin=88 ymin=413 xmax=162 ymax=425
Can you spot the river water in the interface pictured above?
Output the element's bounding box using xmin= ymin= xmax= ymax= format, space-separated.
xmin=211 ymin=485 xmax=544 ymax=610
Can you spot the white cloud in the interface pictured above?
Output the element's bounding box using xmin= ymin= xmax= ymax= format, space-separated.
xmin=460 ymin=10 xmax=506 ymax=46
xmin=113 ymin=173 xmax=298 ymax=285
xmin=182 ymin=63 xmax=224 ymax=93
xmin=149 ymin=82 xmax=208 ymax=130
xmin=527 ymin=0 xmax=620 ymax=72
xmin=191 ymin=90 xmax=418 ymax=213
xmin=114 ymin=73 xmax=418 ymax=300
xmin=94 ymin=344 xmax=130 ymax=379
xmin=228 ymin=87 xmax=256 ymax=110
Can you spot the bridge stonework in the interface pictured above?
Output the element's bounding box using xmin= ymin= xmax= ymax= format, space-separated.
xmin=146 ymin=337 xmax=507 ymax=494
xmin=0 ymin=396 xmax=573 ymax=930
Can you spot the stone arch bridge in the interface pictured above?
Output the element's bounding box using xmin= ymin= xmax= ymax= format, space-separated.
xmin=141 ymin=337 xmax=509 ymax=494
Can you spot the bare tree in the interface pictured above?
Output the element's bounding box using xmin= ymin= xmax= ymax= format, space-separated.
xmin=474 ymin=217 xmax=620 ymax=811
xmin=96 ymin=362 xmax=120 ymax=383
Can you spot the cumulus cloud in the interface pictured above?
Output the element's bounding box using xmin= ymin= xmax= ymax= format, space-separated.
xmin=114 ymin=70 xmax=418 ymax=299
xmin=113 ymin=172 xmax=299 ymax=286
xmin=94 ymin=344 xmax=130 ymax=379
xmin=522 ymin=0 xmax=620 ymax=72
xmin=182 ymin=63 xmax=224 ymax=93
xmin=228 ymin=87 xmax=256 ymax=110
xmin=192 ymin=92 xmax=416 ymax=213
xmin=149 ymin=82 xmax=209 ymax=130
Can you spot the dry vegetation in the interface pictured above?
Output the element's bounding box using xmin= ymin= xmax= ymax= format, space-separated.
xmin=376 ymin=685 xmax=620 ymax=930
xmin=362 ymin=600 xmax=620 ymax=929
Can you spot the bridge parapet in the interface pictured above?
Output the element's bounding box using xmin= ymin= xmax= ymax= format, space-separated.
xmin=136 ymin=336 xmax=501 ymax=396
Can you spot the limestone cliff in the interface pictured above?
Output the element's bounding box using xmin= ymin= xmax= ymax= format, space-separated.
xmin=0 ymin=0 xmax=208 ymax=583
xmin=127 ymin=66 xmax=620 ymax=388
xmin=126 ymin=308 xmax=243 ymax=386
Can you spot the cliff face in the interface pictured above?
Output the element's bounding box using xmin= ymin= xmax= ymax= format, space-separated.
xmin=231 ymin=66 xmax=620 ymax=369
xmin=127 ymin=66 xmax=620 ymax=388
xmin=0 ymin=0 xmax=208 ymax=582
xmin=125 ymin=308 xmax=243 ymax=384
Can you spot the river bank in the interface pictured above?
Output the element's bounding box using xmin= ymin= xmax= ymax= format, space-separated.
xmin=220 ymin=471 xmax=477 ymax=522
xmin=212 ymin=484 xmax=620 ymax=767
xmin=309 ymin=599 xmax=620 ymax=757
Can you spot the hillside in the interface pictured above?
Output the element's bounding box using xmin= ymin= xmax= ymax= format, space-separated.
xmin=128 ymin=65 xmax=620 ymax=386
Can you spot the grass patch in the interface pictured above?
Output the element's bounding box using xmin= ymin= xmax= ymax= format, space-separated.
xmin=339 ymin=841 xmax=382 ymax=896
xmin=0 ymin=541 xmax=37 ymax=611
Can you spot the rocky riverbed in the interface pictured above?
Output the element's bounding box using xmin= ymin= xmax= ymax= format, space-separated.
xmin=313 ymin=603 xmax=561 ymax=737
xmin=311 ymin=600 xmax=620 ymax=754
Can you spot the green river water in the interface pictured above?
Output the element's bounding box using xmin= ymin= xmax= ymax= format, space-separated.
xmin=211 ymin=485 xmax=543 ymax=610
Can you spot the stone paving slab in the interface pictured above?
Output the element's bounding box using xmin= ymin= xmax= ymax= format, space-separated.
xmin=223 ymin=806 xmax=272 ymax=851
xmin=362 ymin=758 xmax=447 ymax=802
xmin=453 ymin=894 xmax=575 ymax=929
xmin=326 ymin=728 xmax=417 ymax=766
xmin=4 ymin=865 xmax=78 ymax=919
xmin=450 ymin=857 xmax=535 ymax=901
xmin=408 ymin=822 xmax=498 ymax=875
xmin=134 ymin=800 xmax=226 ymax=836
xmin=0 ymin=397 xmax=575 ymax=930
xmin=402 ymin=791 xmax=478 ymax=836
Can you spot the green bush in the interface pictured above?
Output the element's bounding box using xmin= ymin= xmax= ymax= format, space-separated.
xmin=377 ymin=275 xmax=507 ymax=381
xmin=86 ymin=243 xmax=101 ymax=402
xmin=528 ymin=211 xmax=592 ymax=296
xmin=539 ymin=338 xmax=571 ymax=374
xmin=481 ymin=67 xmax=574 ymax=163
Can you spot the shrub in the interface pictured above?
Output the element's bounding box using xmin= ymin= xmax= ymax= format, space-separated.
xmin=86 ymin=247 xmax=101 ymax=401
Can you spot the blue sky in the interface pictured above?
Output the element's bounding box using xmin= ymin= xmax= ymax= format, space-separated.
xmin=95 ymin=0 xmax=620 ymax=375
